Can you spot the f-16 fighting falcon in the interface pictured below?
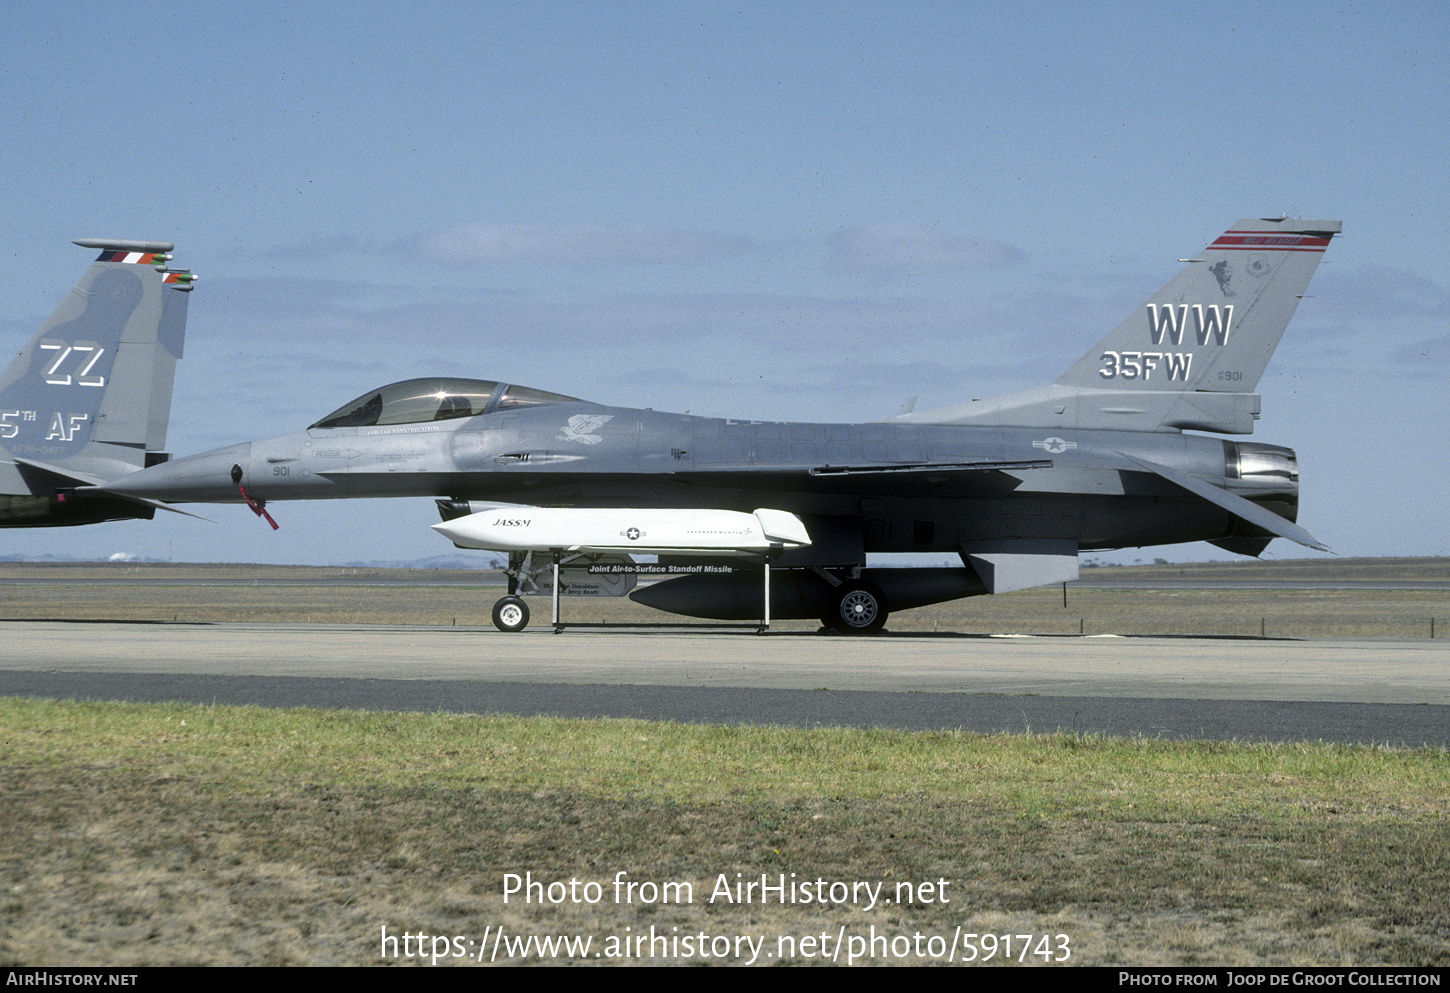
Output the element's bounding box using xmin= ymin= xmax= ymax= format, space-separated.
xmin=2 ymin=239 xmax=195 ymax=527
xmin=94 ymin=217 xmax=1337 ymax=632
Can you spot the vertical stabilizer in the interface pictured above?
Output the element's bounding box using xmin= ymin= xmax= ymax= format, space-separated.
xmin=898 ymin=217 xmax=1339 ymax=433
xmin=0 ymin=239 xmax=195 ymax=479
xmin=1054 ymin=217 xmax=1339 ymax=394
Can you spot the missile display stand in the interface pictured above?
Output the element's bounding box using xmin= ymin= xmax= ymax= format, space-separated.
xmin=543 ymin=548 xmax=778 ymax=635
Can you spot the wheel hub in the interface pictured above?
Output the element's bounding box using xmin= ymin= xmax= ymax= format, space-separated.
xmin=841 ymin=592 xmax=878 ymax=626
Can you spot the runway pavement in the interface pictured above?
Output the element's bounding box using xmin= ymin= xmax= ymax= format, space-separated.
xmin=2 ymin=620 xmax=1447 ymax=746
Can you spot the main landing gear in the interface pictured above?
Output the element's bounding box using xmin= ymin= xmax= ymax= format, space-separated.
xmin=820 ymin=579 xmax=888 ymax=635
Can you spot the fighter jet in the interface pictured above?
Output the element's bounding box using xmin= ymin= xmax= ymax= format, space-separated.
xmin=2 ymin=239 xmax=195 ymax=527
xmin=95 ymin=217 xmax=1337 ymax=632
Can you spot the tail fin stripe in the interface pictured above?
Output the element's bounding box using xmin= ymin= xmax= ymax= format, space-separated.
xmin=1209 ymin=234 xmax=1331 ymax=251
xmin=96 ymin=251 xmax=167 ymax=265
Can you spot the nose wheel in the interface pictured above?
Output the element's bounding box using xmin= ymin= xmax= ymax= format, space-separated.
xmin=491 ymin=596 xmax=530 ymax=632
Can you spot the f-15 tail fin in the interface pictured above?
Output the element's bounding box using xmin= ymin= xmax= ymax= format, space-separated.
xmin=898 ymin=217 xmax=1340 ymax=434
xmin=0 ymin=239 xmax=195 ymax=526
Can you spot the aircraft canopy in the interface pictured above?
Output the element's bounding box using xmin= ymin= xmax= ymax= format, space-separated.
xmin=310 ymin=378 xmax=579 ymax=429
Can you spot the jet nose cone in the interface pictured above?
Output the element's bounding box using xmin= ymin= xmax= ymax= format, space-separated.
xmin=99 ymin=442 xmax=252 ymax=502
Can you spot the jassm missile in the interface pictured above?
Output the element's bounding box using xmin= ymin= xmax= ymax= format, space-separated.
xmin=431 ymin=506 xmax=812 ymax=555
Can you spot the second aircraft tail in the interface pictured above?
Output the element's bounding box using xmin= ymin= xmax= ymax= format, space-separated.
xmin=0 ymin=239 xmax=196 ymax=526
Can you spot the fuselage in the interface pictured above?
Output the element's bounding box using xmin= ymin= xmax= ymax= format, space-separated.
xmin=98 ymin=386 xmax=1300 ymax=559
xmin=78 ymin=216 xmax=1341 ymax=631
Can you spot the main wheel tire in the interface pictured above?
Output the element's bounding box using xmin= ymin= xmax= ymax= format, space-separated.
xmin=822 ymin=580 xmax=888 ymax=635
xmin=491 ymin=596 xmax=530 ymax=632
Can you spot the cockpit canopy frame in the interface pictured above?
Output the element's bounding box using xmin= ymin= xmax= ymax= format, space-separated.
xmin=309 ymin=377 xmax=580 ymax=429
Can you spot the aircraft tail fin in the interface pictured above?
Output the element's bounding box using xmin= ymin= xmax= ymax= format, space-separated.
xmin=0 ymin=239 xmax=195 ymax=476
xmin=1054 ymin=217 xmax=1339 ymax=395
xmin=898 ymin=217 xmax=1339 ymax=434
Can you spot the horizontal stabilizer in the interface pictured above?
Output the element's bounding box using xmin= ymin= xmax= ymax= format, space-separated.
xmin=97 ymin=491 xmax=214 ymax=521
xmin=1119 ymin=453 xmax=1329 ymax=552
xmin=12 ymin=459 xmax=210 ymax=520
xmin=11 ymin=457 xmax=109 ymax=488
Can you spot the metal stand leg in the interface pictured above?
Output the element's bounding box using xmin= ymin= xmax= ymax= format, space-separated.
xmin=759 ymin=551 xmax=772 ymax=634
xmin=551 ymin=550 xmax=562 ymax=633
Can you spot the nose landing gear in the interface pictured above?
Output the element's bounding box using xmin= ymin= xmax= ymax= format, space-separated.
xmin=491 ymin=596 xmax=531 ymax=632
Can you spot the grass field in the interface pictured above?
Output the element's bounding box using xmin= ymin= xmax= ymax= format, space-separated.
xmin=2 ymin=698 xmax=1446 ymax=966
xmin=2 ymin=557 xmax=1446 ymax=966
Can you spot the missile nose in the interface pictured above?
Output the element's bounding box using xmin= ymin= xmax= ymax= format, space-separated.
xmin=431 ymin=518 xmax=482 ymax=550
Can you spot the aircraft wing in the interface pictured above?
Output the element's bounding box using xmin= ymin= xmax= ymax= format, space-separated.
xmin=667 ymin=458 xmax=1050 ymax=500
xmin=807 ymin=459 xmax=1052 ymax=477
xmin=672 ymin=458 xmax=1052 ymax=477
xmin=1119 ymin=453 xmax=1330 ymax=552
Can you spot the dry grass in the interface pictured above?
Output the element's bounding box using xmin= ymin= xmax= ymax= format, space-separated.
xmin=2 ymin=698 xmax=1447 ymax=966
xmin=3 ymin=559 xmax=1446 ymax=965
xmin=0 ymin=558 xmax=1445 ymax=636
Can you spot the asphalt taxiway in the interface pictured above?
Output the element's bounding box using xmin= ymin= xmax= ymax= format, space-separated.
xmin=2 ymin=620 xmax=1446 ymax=746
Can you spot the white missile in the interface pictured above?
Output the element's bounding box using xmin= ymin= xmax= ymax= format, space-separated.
xmin=431 ymin=506 xmax=811 ymax=555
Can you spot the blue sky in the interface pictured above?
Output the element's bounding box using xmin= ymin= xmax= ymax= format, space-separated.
xmin=2 ymin=1 xmax=1446 ymax=565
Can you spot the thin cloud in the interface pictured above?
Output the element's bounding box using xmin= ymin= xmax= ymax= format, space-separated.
xmin=412 ymin=223 xmax=755 ymax=265
xmin=198 ymin=279 xmax=977 ymax=351
xmin=269 ymin=234 xmax=370 ymax=261
xmin=1312 ymin=264 xmax=1450 ymax=323
xmin=829 ymin=224 xmax=1025 ymax=277
xmin=1393 ymin=334 xmax=1450 ymax=366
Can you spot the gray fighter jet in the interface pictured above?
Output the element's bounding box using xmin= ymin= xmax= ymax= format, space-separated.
xmin=2 ymin=239 xmax=195 ymax=527
xmin=95 ymin=217 xmax=1337 ymax=632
